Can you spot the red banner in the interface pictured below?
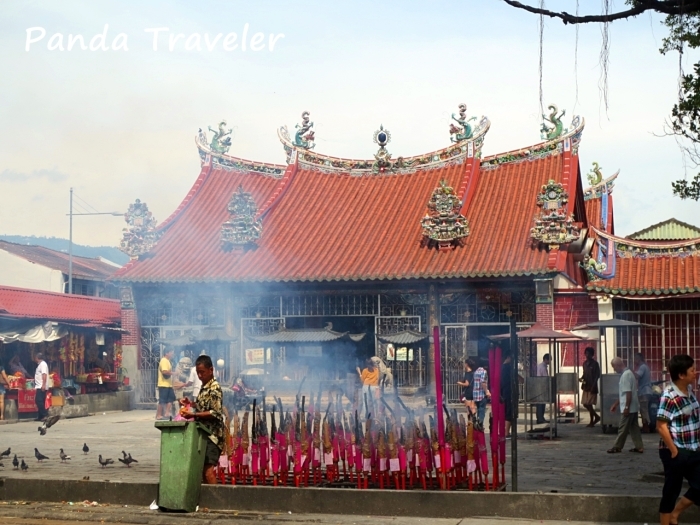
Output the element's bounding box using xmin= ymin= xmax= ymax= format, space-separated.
xmin=18 ymin=389 xmax=36 ymax=413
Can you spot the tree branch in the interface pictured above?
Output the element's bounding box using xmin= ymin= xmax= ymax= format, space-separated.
xmin=502 ymin=0 xmax=700 ymax=24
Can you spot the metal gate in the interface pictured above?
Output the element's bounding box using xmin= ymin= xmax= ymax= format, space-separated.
xmin=376 ymin=316 xmax=426 ymax=389
xmin=139 ymin=327 xmax=161 ymax=403
xmin=443 ymin=325 xmax=467 ymax=403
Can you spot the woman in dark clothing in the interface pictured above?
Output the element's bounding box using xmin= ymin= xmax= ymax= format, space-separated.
xmin=457 ymin=358 xmax=476 ymax=417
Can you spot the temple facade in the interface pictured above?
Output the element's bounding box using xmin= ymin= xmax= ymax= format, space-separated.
xmin=113 ymin=107 xmax=620 ymax=403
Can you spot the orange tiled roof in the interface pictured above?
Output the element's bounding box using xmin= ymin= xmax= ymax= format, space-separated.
xmin=0 ymin=285 xmax=121 ymax=324
xmin=586 ymin=228 xmax=700 ymax=296
xmin=115 ymin=125 xmax=584 ymax=284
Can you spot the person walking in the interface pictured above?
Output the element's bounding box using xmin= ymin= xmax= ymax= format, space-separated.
xmin=457 ymin=358 xmax=475 ymax=417
xmin=535 ymin=353 xmax=551 ymax=425
xmin=634 ymin=353 xmax=652 ymax=433
xmin=607 ymin=356 xmax=644 ymax=454
xmin=472 ymin=358 xmax=490 ymax=426
xmin=581 ymin=346 xmax=602 ymax=427
xmin=356 ymin=358 xmax=380 ymax=416
xmin=656 ymin=354 xmax=700 ymax=525
xmin=156 ymin=349 xmax=176 ymax=420
xmin=500 ymin=351 xmax=514 ymax=437
xmin=33 ymin=353 xmax=49 ymax=421
xmin=0 ymin=359 xmax=9 ymax=420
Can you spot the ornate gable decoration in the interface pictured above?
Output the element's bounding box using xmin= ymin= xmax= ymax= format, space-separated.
xmin=220 ymin=185 xmax=262 ymax=247
xmin=372 ymin=125 xmax=393 ymax=173
xmin=530 ymin=180 xmax=581 ymax=247
xmin=120 ymin=199 xmax=161 ymax=258
xmin=421 ymin=180 xmax=470 ymax=251
xmin=540 ymin=104 xmax=567 ymax=141
xmin=208 ymin=120 xmax=233 ymax=154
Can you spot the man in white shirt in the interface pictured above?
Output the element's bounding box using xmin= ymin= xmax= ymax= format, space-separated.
xmin=535 ymin=353 xmax=551 ymax=424
xmin=185 ymin=364 xmax=203 ymax=400
xmin=608 ymin=356 xmax=644 ymax=453
xmin=34 ymin=353 xmax=49 ymax=421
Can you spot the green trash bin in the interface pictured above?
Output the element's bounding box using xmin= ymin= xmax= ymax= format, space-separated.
xmin=155 ymin=420 xmax=212 ymax=512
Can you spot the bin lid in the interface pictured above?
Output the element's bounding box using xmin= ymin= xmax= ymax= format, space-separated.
xmin=154 ymin=420 xmax=213 ymax=435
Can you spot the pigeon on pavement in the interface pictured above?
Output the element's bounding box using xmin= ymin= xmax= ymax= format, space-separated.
xmin=12 ymin=455 xmax=18 ymax=470
xmin=83 ymin=443 xmax=89 ymax=455
xmin=38 ymin=415 xmax=61 ymax=436
xmin=98 ymin=455 xmax=114 ymax=468
xmin=20 ymin=460 xmax=28 ymax=472
xmin=34 ymin=448 xmax=49 ymax=462
xmin=0 ymin=448 xmax=10 ymax=458
xmin=59 ymin=449 xmax=71 ymax=462
xmin=128 ymin=453 xmax=138 ymax=464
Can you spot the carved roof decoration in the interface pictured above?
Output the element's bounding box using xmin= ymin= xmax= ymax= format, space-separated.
xmin=119 ymin=199 xmax=162 ymax=258
xmin=277 ymin=116 xmax=491 ymax=176
xmin=530 ymin=180 xmax=581 ymax=247
xmin=220 ymin=185 xmax=263 ymax=248
xmin=421 ymin=180 xmax=470 ymax=251
xmin=590 ymin=227 xmax=700 ymax=259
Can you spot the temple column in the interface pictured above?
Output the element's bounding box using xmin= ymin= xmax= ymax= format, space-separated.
xmin=226 ymin=286 xmax=239 ymax=382
xmin=427 ymin=284 xmax=439 ymax=396
xmin=119 ymin=286 xmax=141 ymax=400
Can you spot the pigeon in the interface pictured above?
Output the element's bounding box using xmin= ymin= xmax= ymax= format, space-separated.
xmin=121 ymin=450 xmax=128 ymax=460
xmin=59 ymin=449 xmax=71 ymax=462
xmin=12 ymin=454 xmax=18 ymax=470
xmin=20 ymin=459 xmax=28 ymax=472
xmin=0 ymin=462 xmax=4 ymax=468
xmin=34 ymin=448 xmax=49 ymax=462
xmin=83 ymin=443 xmax=89 ymax=455
xmin=118 ymin=453 xmax=138 ymax=468
xmin=98 ymin=455 xmax=113 ymax=468
xmin=38 ymin=415 xmax=61 ymax=436
xmin=0 ymin=447 xmax=10 ymax=458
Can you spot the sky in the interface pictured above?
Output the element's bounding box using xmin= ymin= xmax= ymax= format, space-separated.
xmin=0 ymin=0 xmax=698 ymax=247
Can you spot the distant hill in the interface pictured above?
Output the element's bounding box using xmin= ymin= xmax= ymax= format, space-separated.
xmin=0 ymin=235 xmax=129 ymax=266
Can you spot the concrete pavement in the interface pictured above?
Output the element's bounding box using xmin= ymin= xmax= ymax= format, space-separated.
xmin=0 ymin=410 xmax=666 ymax=495
xmin=0 ymin=502 xmax=683 ymax=525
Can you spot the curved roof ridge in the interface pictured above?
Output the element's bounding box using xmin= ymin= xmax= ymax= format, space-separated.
xmin=195 ymin=134 xmax=286 ymax=175
xmin=591 ymin=226 xmax=700 ymax=249
xmin=276 ymin=117 xmax=491 ymax=175
xmin=481 ymin=116 xmax=584 ymax=169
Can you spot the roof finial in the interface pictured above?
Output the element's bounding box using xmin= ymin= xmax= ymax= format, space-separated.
xmin=293 ymin=111 xmax=315 ymax=149
xmin=540 ymin=104 xmax=567 ymax=141
xmin=372 ymin=125 xmax=393 ymax=173
xmin=208 ymin=120 xmax=233 ymax=154
xmin=449 ymin=103 xmax=476 ymax=142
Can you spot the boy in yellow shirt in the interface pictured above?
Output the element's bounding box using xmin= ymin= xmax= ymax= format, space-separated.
xmin=156 ymin=349 xmax=175 ymax=420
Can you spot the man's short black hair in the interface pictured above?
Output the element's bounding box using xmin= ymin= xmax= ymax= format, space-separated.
xmin=668 ymin=354 xmax=694 ymax=382
xmin=195 ymin=355 xmax=213 ymax=369
xmin=543 ymin=353 xmax=551 ymax=361
xmin=466 ymin=358 xmax=477 ymax=370
xmin=584 ymin=346 xmax=595 ymax=356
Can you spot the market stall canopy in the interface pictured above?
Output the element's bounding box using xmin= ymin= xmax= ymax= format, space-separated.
xmin=376 ymin=330 xmax=429 ymax=345
xmin=0 ymin=285 xmax=121 ymax=342
xmin=488 ymin=323 xmax=582 ymax=341
xmin=247 ymin=326 xmax=365 ymax=344
xmin=573 ymin=319 xmax=661 ymax=330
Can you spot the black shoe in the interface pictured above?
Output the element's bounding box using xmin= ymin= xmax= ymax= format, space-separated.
xmin=536 ymin=419 xmax=549 ymax=424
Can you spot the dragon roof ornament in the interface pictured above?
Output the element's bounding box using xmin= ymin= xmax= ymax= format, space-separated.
xmin=119 ymin=199 xmax=162 ymax=258
xmin=583 ymin=163 xmax=619 ymax=201
xmin=449 ymin=104 xmax=477 ymax=143
xmin=277 ymin=115 xmax=491 ymax=176
xmin=293 ymin=111 xmax=315 ymax=149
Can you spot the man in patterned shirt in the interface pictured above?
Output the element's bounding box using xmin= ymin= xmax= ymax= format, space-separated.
xmin=656 ymin=354 xmax=700 ymax=525
xmin=179 ymin=355 xmax=225 ymax=484
xmin=472 ymin=358 xmax=490 ymax=426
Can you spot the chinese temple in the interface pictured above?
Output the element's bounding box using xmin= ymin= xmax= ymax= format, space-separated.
xmin=112 ymin=106 xmax=695 ymax=404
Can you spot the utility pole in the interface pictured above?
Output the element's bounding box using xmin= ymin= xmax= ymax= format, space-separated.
xmin=68 ymin=187 xmax=73 ymax=294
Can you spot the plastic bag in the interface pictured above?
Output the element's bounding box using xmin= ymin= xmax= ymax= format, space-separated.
xmin=45 ymin=392 xmax=52 ymax=409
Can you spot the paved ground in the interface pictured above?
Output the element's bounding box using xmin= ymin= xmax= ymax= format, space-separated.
xmin=0 ymin=502 xmax=677 ymax=525
xmin=0 ymin=410 xmax=665 ymax=496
